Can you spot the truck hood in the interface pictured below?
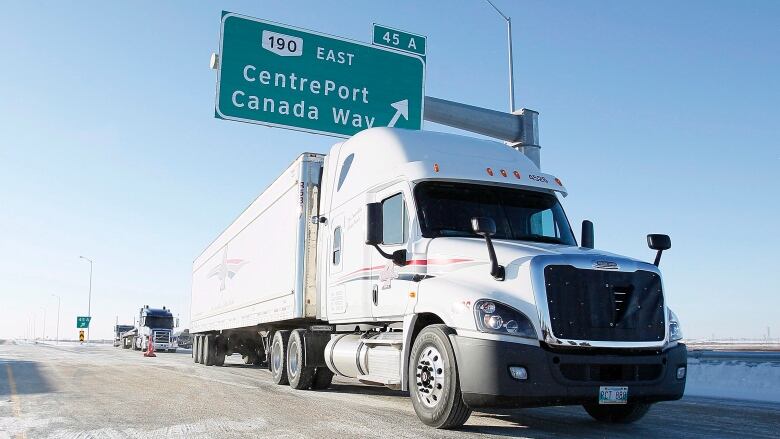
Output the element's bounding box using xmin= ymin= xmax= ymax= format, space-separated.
xmin=422 ymin=236 xmax=640 ymax=268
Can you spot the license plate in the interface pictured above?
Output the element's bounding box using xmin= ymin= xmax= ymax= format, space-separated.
xmin=599 ymin=386 xmax=628 ymax=405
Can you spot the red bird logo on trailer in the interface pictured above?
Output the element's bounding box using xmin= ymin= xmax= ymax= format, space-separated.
xmin=208 ymin=248 xmax=249 ymax=291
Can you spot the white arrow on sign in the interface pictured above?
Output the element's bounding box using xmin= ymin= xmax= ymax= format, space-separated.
xmin=387 ymin=99 xmax=409 ymax=128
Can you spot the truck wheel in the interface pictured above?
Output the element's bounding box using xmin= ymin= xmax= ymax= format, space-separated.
xmin=270 ymin=330 xmax=290 ymax=385
xmin=409 ymin=324 xmax=472 ymax=429
xmin=204 ymin=335 xmax=216 ymax=366
xmin=310 ymin=368 xmax=334 ymax=390
xmin=214 ymin=338 xmax=226 ymax=367
xmin=199 ymin=336 xmax=207 ymax=364
xmin=193 ymin=335 xmax=201 ymax=363
xmin=287 ymin=330 xmax=315 ymax=390
xmin=583 ymin=403 xmax=652 ymax=423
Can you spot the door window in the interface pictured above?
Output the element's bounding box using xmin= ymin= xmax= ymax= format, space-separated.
xmin=381 ymin=193 xmax=408 ymax=245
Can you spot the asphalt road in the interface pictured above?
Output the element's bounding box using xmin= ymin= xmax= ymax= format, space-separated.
xmin=1 ymin=341 xmax=778 ymax=438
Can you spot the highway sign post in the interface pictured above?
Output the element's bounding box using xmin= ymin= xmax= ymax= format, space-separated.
xmin=76 ymin=316 xmax=91 ymax=329
xmin=215 ymin=12 xmax=425 ymax=138
xmin=372 ymin=24 xmax=426 ymax=57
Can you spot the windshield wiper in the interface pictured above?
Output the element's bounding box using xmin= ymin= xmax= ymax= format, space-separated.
xmin=516 ymin=234 xmax=564 ymax=244
xmin=434 ymin=228 xmax=476 ymax=237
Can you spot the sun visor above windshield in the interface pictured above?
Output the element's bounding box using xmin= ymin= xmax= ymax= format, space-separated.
xmin=404 ymin=159 xmax=568 ymax=197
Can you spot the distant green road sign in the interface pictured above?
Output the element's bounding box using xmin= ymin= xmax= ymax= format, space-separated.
xmin=76 ymin=316 xmax=91 ymax=329
xmin=372 ymin=24 xmax=426 ymax=57
xmin=216 ymin=12 xmax=425 ymax=138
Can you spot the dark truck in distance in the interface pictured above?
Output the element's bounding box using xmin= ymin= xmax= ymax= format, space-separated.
xmin=174 ymin=329 xmax=193 ymax=349
xmin=114 ymin=324 xmax=134 ymax=347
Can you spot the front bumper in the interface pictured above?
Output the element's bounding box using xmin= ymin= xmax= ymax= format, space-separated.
xmin=450 ymin=335 xmax=687 ymax=409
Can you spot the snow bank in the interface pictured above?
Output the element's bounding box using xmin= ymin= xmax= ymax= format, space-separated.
xmin=685 ymin=357 xmax=780 ymax=403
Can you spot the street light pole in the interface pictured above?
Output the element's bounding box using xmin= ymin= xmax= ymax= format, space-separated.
xmin=40 ymin=306 xmax=46 ymax=341
xmin=51 ymin=293 xmax=61 ymax=344
xmin=485 ymin=0 xmax=516 ymax=112
xmin=79 ymin=256 xmax=93 ymax=342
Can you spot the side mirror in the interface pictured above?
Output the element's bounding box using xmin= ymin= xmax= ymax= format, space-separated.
xmin=647 ymin=234 xmax=671 ymax=266
xmin=365 ymin=203 xmax=406 ymax=266
xmin=470 ymin=217 xmax=504 ymax=281
xmin=581 ymin=220 xmax=594 ymax=249
xmin=365 ymin=202 xmax=383 ymax=245
xmin=471 ymin=217 xmax=497 ymax=236
xmin=647 ymin=234 xmax=671 ymax=251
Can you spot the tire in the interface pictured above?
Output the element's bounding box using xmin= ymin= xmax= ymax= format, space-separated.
xmin=409 ymin=324 xmax=472 ymax=429
xmin=204 ymin=335 xmax=216 ymax=366
xmin=214 ymin=338 xmax=226 ymax=367
xmin=287 ymin=330 xmax=315 ymax=390
xmin=583 ymin=403 xmax=652 ymax=423
xmin=310 ymin=367 xmax=334 ymax=390
xmin=198 ymin=336 xmax=207 ymax=364
xmin=270 ymin=330 xmax=291 ymax=385
xmin=193 ymin=335 xmax=201 ymax=363
xmin=242 ymin=353 xmax=257 ymax=364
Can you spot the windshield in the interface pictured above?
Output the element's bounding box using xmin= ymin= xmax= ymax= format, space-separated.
xmin=144 ymin=316 xmax=173 ymax=329
xmin=415 ymin=182 xmax=577 ymax=245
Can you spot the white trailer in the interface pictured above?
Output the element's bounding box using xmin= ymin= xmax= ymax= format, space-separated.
xmin=190 ymin=128 xmax=686 ymax=428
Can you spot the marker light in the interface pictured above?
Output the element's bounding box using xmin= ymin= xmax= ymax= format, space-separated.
xmin=433 ymin=163 xmax=440 ymax=172
xmin=500 ymin=169 xmax=507 ymax=177
xmin=486 ymin=167 xmax=494 ymax=176
xmin=513 ymin=170 xmax=521 ymax=179
xmin=555 ymin=178 xmax=563 ymax=186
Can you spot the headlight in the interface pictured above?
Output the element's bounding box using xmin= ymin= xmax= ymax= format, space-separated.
xmin=668 ymin=309 xmax=683 ymax=342
xmin=474 ymin=300 xmax=536 ymax=339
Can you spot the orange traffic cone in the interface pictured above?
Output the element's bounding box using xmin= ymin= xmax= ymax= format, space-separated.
xmin=144 ymin=335 xmax=156 ymax=357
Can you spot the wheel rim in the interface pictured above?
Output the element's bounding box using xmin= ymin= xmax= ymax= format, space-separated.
xmin=271 ymin=339 xmax=283 ymax=375
xmin=288 ymin=339 xmax=299 ymax=378
xmin=415 ymin=346 xmax=445 ymax=408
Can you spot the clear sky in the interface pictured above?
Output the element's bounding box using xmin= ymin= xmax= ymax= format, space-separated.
xmin=1 ymin=1 xmax=778 ymax=341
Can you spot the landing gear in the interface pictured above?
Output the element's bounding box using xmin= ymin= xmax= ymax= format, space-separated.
xmin=583 ymin=403 xmax=652 ymax=423
xmin=409 ymin=325 xmax=472 ymax=429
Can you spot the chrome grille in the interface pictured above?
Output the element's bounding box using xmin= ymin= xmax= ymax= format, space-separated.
xmin=153 ymin=330 xmax=170 ymax=344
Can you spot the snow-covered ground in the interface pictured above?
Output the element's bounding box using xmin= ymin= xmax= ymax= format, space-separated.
xmin=685 ymin=356 xmax=780 ymax=403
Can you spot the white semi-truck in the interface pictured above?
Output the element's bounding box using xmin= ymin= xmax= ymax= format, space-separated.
xmin=190 ymin=128 xmax=686 ymax=428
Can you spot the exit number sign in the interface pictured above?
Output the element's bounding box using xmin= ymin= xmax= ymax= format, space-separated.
xmin=372 ymin=24 xmax=426 ymax=57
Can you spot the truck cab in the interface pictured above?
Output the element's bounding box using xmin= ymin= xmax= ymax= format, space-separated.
xmin=113 ymin=324 xmax=134 ymax=347
xmin=315 ymin=128 xmax=685 ymax=426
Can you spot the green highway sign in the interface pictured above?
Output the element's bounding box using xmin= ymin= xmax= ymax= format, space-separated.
xmin=372 ymin=24 xmax=426 ymax=57
xmin=76 ymin=316 xmax=91 ymax=329
xmin=216 ymin=12 xmax=425 ymax=138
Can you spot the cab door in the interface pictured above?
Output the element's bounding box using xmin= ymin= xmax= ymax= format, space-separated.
xmin=371 ymin=186 xmax=414 ymax=319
